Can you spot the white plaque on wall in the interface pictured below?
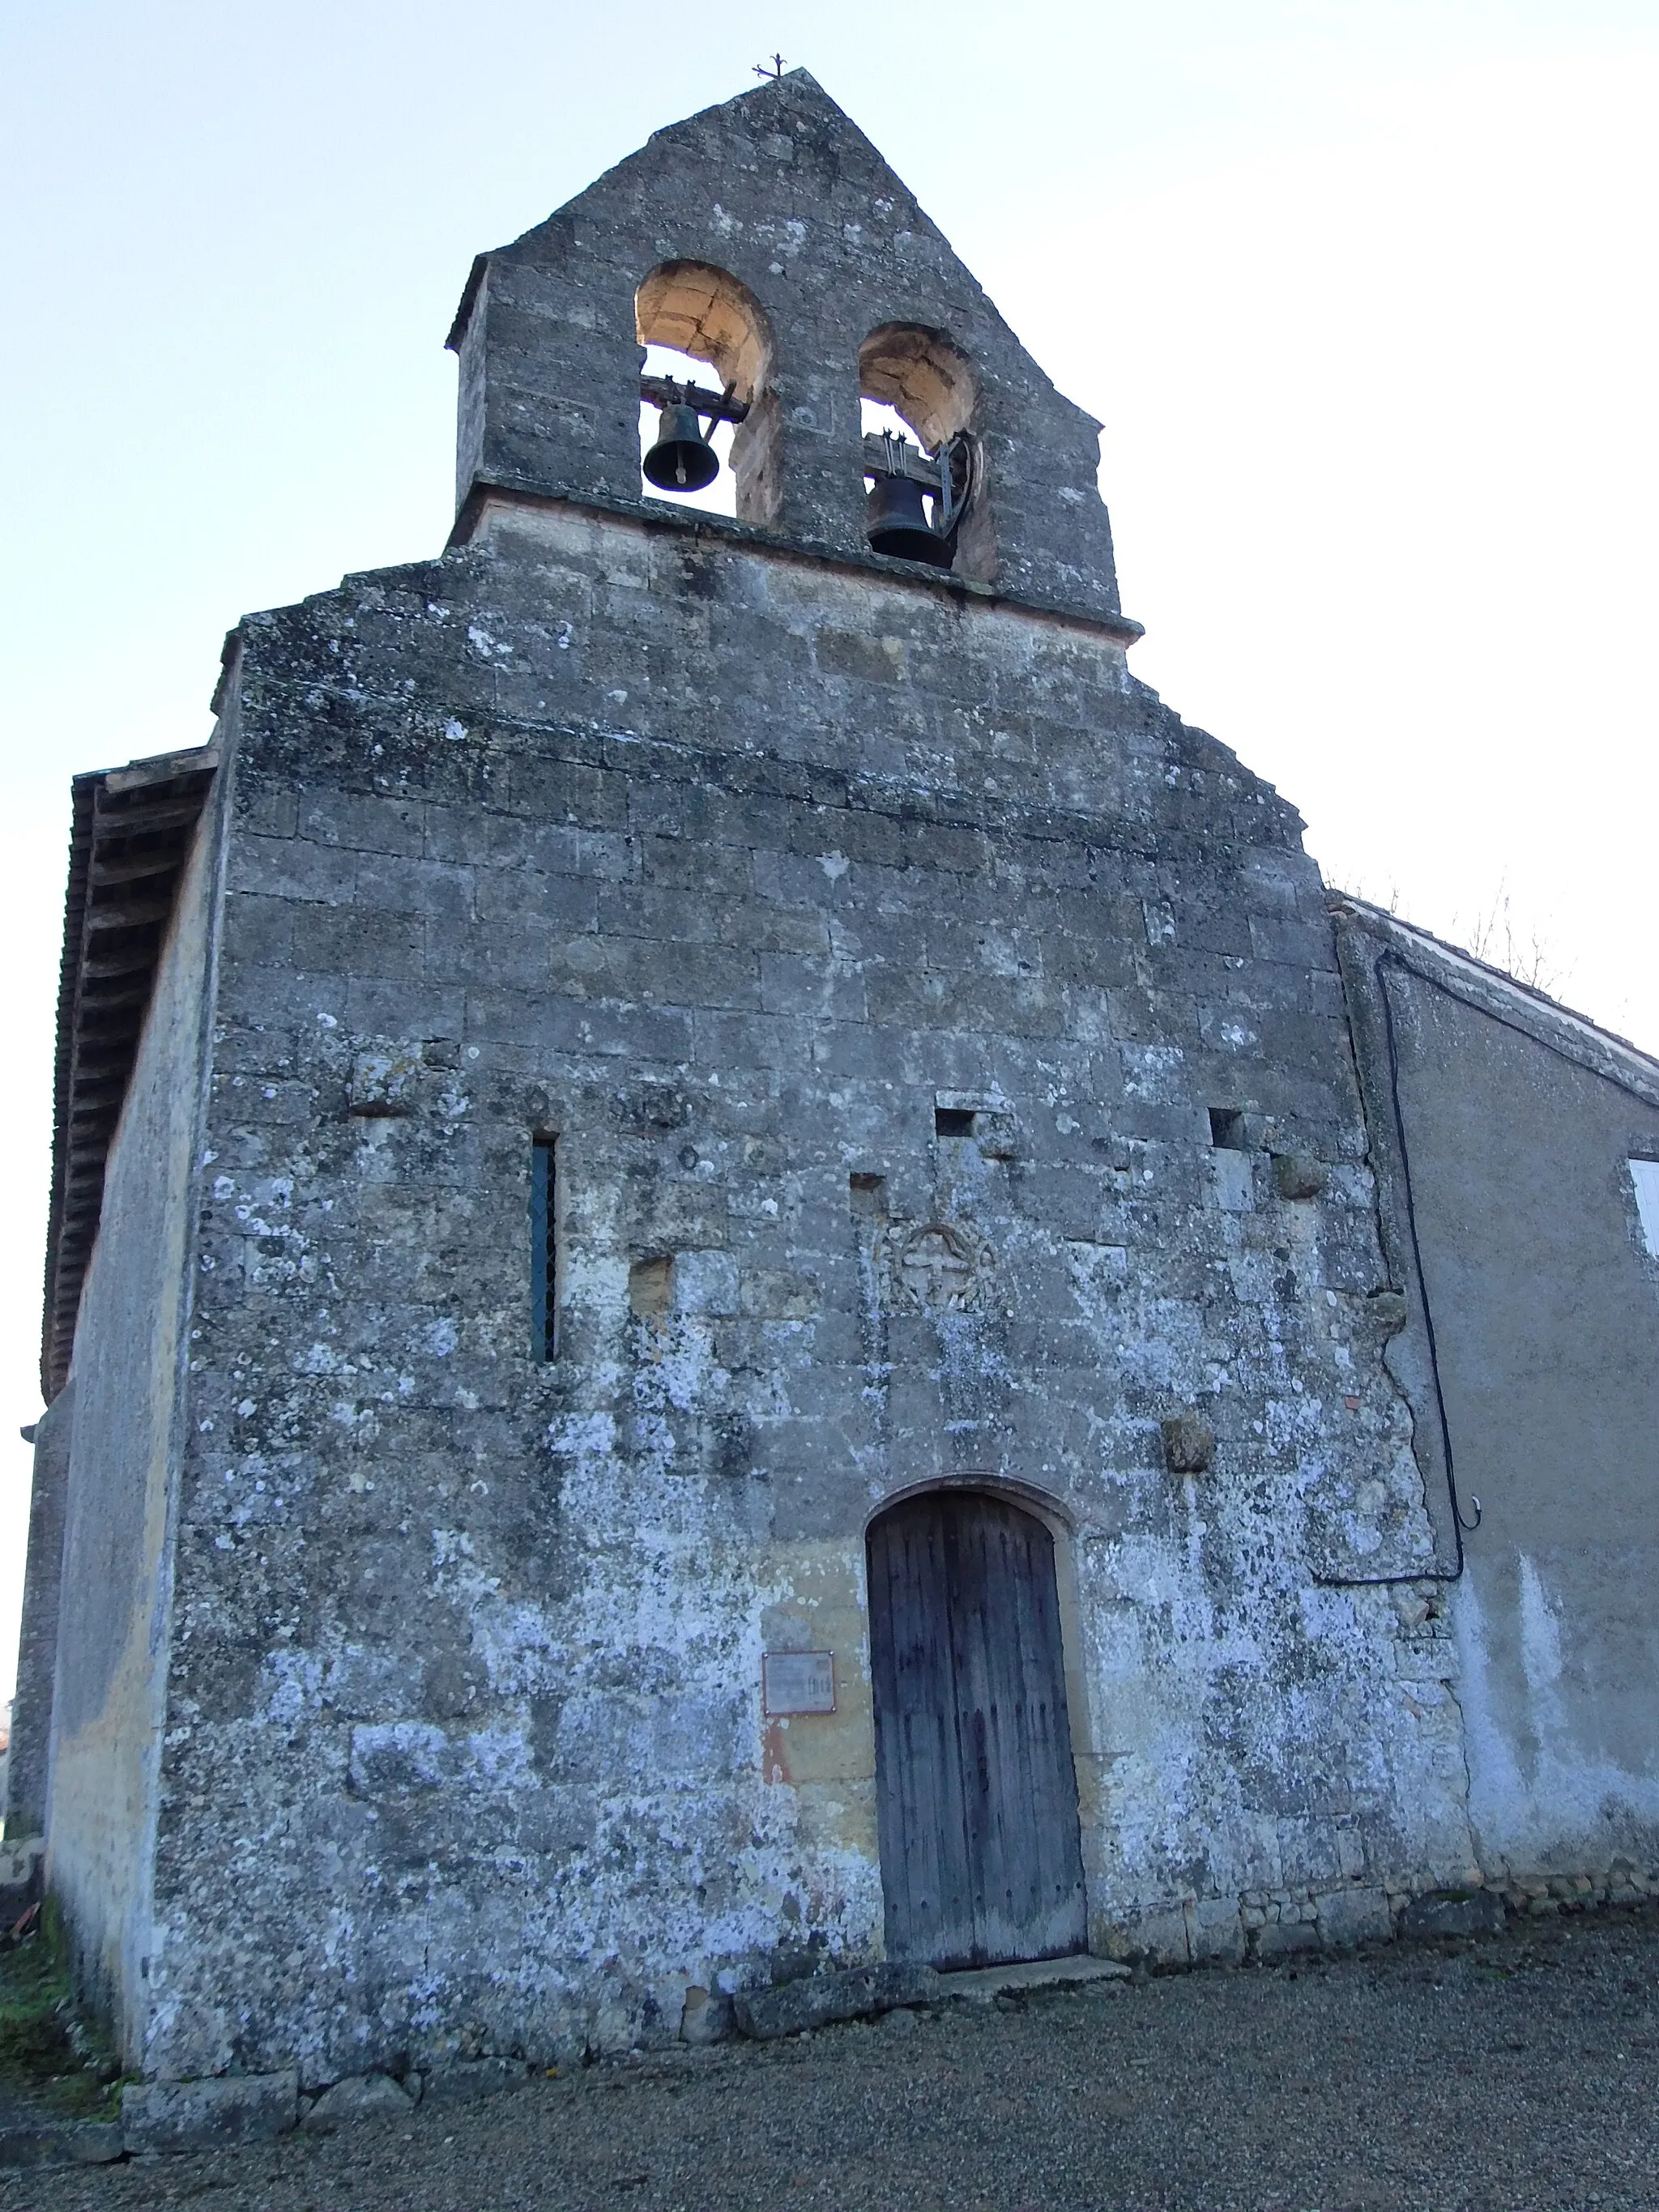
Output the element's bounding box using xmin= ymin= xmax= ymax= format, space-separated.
xmin=763 ymin=1650 xmax=835 ymax=1715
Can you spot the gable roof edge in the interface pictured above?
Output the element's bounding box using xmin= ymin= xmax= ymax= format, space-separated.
xmin=1332 ymin=895 xmax=1659 ymax=1112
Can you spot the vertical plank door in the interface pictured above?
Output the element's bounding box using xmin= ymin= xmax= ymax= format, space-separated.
xmin=868 ymin=1490 xmax=1087 ymax=1968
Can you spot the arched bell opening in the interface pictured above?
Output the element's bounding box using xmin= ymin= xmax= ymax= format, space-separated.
xmin=635 ymin=261 xmax=778 ymax=524
xmin=858 ymin=325 xmax=987 ymax=576
xmin=864 ymin=1485 xmax=1087 ymax=1969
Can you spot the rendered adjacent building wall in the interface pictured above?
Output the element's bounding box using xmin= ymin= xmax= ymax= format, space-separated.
xmin=1341 ymin=911 xmax=1659 ymax=1897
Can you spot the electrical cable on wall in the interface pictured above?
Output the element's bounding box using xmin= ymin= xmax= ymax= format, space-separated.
xmin=1317 ymin=948 xmax=1475 ymax=1587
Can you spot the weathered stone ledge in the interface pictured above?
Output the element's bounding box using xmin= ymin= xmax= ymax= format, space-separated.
xmin=447 ymin=477 xmax=1148 ymax=650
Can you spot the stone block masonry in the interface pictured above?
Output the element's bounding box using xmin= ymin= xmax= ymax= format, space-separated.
xmin=135 ymin=479 xmax=1469 ymax=2082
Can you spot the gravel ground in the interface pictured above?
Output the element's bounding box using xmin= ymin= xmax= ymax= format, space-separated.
xmin=11 ymin=1908 xmax=1659 ymax=2212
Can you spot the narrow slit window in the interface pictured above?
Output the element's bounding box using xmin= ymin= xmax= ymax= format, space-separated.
xmin=531 ymin=1136 xmax=558 ymax=1361
xmin=1209 ymin=1107 xmax=1247 ymax=1151
xmin=936 ymin=1107 xmax=975 ymax=1140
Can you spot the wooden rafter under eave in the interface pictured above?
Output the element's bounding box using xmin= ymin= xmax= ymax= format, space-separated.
xmin=40 ymin=744 xmax=220 ymax=1402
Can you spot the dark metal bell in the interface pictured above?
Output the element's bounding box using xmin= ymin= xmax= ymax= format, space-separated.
xmin=866 ymin=472 xmax=950 ymax=565
xmin=643 ymin=403 xmax=719 ymax=492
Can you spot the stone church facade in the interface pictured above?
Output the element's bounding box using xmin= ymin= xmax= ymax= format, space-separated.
xmin=11 ymin=72 xmax=1659 ymax=2095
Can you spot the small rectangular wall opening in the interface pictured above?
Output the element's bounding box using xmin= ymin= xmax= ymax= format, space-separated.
xmin=936 ymin=1107 xmax=976 ymax=1140
xmin=1209 ymin=1107 xmax=1247 ymax=1151
xmin=531 ymin=1136 xmax=558 ymax=1361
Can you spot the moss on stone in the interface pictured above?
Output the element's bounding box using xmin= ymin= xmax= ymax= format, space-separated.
xmin=0 ymin=1912 xmax=119 ymax=2118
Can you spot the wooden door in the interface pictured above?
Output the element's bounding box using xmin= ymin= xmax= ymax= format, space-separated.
xmin=867 ymin=1490 xmax=1087 ymax=1968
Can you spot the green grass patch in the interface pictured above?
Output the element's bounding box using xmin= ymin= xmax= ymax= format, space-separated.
xmin=0 ymin=1910 xmax=121 ymax=2119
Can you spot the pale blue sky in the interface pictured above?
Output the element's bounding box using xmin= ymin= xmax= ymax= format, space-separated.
xmin=2 ymin=1 xmax=1656 ymax=1698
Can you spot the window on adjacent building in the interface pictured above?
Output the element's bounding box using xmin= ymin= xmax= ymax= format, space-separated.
xmin=1629 ymin=1157 xmax=1659 ymax=1258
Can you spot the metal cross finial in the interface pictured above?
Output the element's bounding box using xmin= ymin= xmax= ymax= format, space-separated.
xmin=753 ymin=53 xmax=786 ymax=80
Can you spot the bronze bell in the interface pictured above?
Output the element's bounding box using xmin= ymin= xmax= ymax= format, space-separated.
xmin=643 ymin=401 xmax=719 ymax=492
xmin=866 ymin=472 xmax=951 ymax=565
